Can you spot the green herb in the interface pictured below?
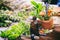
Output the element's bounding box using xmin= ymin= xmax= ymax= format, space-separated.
xmin=0 ymin=10 xmax=20 ymax=27
xmin=31 ymin=0 xmax=44 ymax=17
xmin=0 ymin=21 xmax=30 ymax=40
xmin=44 ymin=14 xmax=50 ymax=20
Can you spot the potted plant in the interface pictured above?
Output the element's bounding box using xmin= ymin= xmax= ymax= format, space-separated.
xmin=41 ymin=2 xmax=53 ymax=29
xmin=31 ymin=0 xmax=53 ymax=29
xmin=41 ymin=14 xmax=53 ymax=29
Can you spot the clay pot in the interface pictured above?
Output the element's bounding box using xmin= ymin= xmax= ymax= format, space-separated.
xmin=42 ymin=18 xmax=53 ymax=29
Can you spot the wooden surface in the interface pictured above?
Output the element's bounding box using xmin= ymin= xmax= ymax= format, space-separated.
xmin=54 ymin=26 xmax=60 ymax=32
xmin=21 ymin=26 xmax=60 ymax=40
xmin=39 ymin=26 xmax=60 ymax=40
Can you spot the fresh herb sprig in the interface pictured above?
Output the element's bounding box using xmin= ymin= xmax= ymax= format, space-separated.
xmin=0 ymin=21 xmax=30 ymax=40
xmin=31 ymin=1 xmax=44 ymax=17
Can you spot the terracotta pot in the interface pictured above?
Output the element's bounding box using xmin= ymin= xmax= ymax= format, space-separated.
xmin=42 ymin=18 xmax=53 ymax=29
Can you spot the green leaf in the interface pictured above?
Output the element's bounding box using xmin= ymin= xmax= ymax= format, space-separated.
xmin=31 ymin=0 xmax=44 ymax=19
xmin=31 ymin=1 xmax=38 ymax=7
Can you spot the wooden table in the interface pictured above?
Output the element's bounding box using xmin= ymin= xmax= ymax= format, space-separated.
xmin=21 ymin=26 xmax=60 ymax=40
xmin=39 ymin=26 xmax=60 ymax=40
xmin=53 ymin=26 xmax=60 ymax=40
